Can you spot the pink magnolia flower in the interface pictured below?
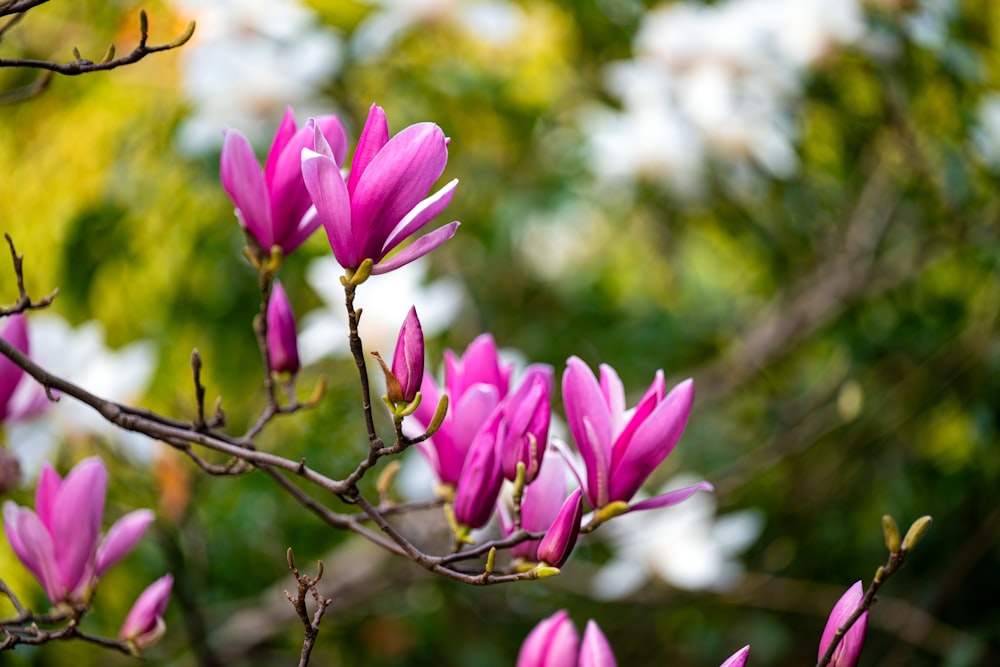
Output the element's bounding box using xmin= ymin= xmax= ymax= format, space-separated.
xmin=301 ymin=103 xmax=460 ymax=275
xmin=720 ymin=646 xmax=750 ymax=667
xmin=390 ymin=306 xmax=424 ymax=404
xmin=266 ymin=281 xmax=300 ymax=375
xmin=412 ymin=334 xmax=512 ymax=485
xmin=819 ymin=581 xmax=868 ymax=667
xmin=518 ymin=611 xmax=617 ymax=667
xmin=120 ymin=574 xmax=173 ymax=652
xmin=2 ymin=457 xmax=153 ymax=605
xmin=562 ymin=356 xmax=712 ymax=512
xmin=221 ymin=107 xmax=348 ymax=256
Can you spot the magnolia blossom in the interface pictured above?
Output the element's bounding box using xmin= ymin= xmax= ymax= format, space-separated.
xmin=562 ymin=356 xmax=712 ymax=512
xmin=720 ymin=646 xmax=751 ymax=667
xmin=2 ymin=457 xmax=153 ymax=605
xmin=819 ymin=581 xmax=868 ymax=667
xmin=498 ymin=364 xmax=553 ymax=483
xmin=0 ymin=315 xmax=46 ymax=423
xmin=517 ymin=611 xmax=617 ymax=667
xmin=266 ymin=281 xmax=301 ymax=375
xmin=221 ymin=108 xmax=348 ymax=256
xmin=120 ymin=574 xmax=173 ymax=652
xmin=302 ymin=104 xmax=460 ymax=275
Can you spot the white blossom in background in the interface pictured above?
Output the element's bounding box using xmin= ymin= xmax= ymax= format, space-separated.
xmin=590 ymin=475 xmax=764 ymax=598
xmin=7 ymin=315 xmax=157 ymax=478
xmin=171 ymin=0 xmax=343 ymax=153
xmin=353 ymin=0 xmax=525 ymax=59
xmin=972 ymin=94 xmax=1000 ymax=170
xmin=583 ymin=0 xmax=867 ymax=195
xmin=298 ymin=256 xmax=464 ymax=366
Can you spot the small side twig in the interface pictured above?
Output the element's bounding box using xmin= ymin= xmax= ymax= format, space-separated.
xmin=284 ymin=549 xmax=332 ymax=667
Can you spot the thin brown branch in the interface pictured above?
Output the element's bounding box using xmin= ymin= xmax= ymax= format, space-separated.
xmin=0 ymin=11 xmax=195 ymax=75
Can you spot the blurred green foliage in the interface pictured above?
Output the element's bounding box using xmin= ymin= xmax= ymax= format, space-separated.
xmin=2 ymin=0 xmax=1000 ymax=665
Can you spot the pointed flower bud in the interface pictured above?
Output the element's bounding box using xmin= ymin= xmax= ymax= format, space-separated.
xmin=536 ymin=489 xmax=583 ymax=569
xmin=499 ymin=364 xmax=554 ymax=483
xmin=2 ymin=457 xmax=153 ymax=605
xmin=562 ymin=357 xmax=711 ymax=513
xmin=266 ymin=281 xmax=300 ymax=375
xmin=390 ymin=306 xmax=424 ymax=404
xmin=720 ymin=646 xmax=751 ymax=667
xmin=221 ymin=108 xmax=348 ymax=257
xmin=301 ymin=103 xmax=460 ymax=276
xmin=0 ymin=314 xmax=46 ymax=423
xmin=818 ymin=581 xmax=868 ymax=667
xmin=580 ymin=620 xmax=617 ymax=667
xmin=517 ymin=610 xmax=580 ymax=667
xmin=120 ymin=574 xmax=173 ymax=653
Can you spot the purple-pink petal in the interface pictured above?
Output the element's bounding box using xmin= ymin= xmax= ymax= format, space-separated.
xmin=392 ymin=307 xmax=424 ymax=402
xmin=96 ymin=509 xmax=155 ymax=577
xmin=3 ymin=501 xmax=61 ymax=604
xmin=580 ymin=620 xmax=617 ymax=667
xmin=348 ymin=104 xmax=390 ymax=196
xmin=371 ymin=221 xmax=460 ymax=275
xmin=562 ymin=357 xmax=612 ymax=508
xmin=628 ymin=481 xmax=714 ymax=512
xmin=266 ymin=281 xmax=300 ymax=375
xmin=34 ymin=462 xmax=61 ymax=530
xmin=381 ymin=178 xmax=458 ymax=253
xmin=0 ymin=314 xmax=28 ymax=416
xmin=303 ymin=148 xmax=357 ymax=268
xmin=220 ymin=129 xmax=273 ymax=248
xmin=453 ymin=415 xmax=503 ymax=530
xmin=51 ymin=458 xmax=106 ymax=594
xmin=120 ymin=574 xmax=173 ymax=646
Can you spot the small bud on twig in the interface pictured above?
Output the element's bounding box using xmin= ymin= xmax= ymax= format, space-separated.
xmin=882 ymin=515 xmax=901 ymax=554
xmin=901 ymin=515 xmax=932 ymax=553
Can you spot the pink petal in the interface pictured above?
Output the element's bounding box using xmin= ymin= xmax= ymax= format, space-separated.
xmin=819 ymin=581 xmax=868 ymax=667
xmin=51 ymin=458 xmax=107 ymax=593
xmin=628 ymin=481 xmax=714 ymax=512
xmin=381 ymin=178 xmax=458 ymax=253
xmin=562 ymin=357 xmax=612 ymax=508
xmin=0 ymin=314 xmax=28 ymax=415
xmin=3 ymin=501 xmax=62 ymax=604
xmin=580 ymin=620 xmax=617 ymax=667
xmin=96 ymin=509 xmax=154 ymax=577
xmin=120 ymin=574 xmax=173 ymax=646
xmin=348 ymin=104 xmax=389 ymax=196
xmin=371 ymin=221 xmax=460 ymax=275
xmin=517 ymin=610 xmax=579 ymax=667
xmin=720 ymin=646 xmax=751 ymax=667
xmin=220 ymin=129 xmax=273 ymax=248
xmin=302 ymin=148 xmax=357 ymax=268
xmin=34 ymin=462 xmax=62 ymax=531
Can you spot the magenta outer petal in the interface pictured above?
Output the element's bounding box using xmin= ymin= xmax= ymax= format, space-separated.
xmin=371 ymin=221 xmax=460 ymax=275
xmin=597 ymin=364 xmax=626 ymax=435
xmin=51 ymin=458 xmax=106 ymax=594
xmin=720 ymin=646 xmax=751 ymax=667
xmin=562 ymin=357 xmax=612 ymax=508
xmin=628 ymin=481 xmax=714 ymax=512
xmin=500 ymin=368 xmax=554 ymax=482
xmin=819 ymin=581 xmax=868 ymax=667
xmin=453 ymin=415 xmax=503 ymax=530
xmin=0 ymin=314 xmax=28 ymax=415
xmin=510 ymin=452 xmax=568 ymax=561
xmin=517 ymin=610 xmax=579 ymax=667
xmin=536 ymin=489 xmax=583 ymax=569
xmin=350 ymin=122 xmax=448 ymax=258
xmin=382 ymin=178 xmax=458 ymax=253
xmin=3 ymin=501 xmax=61 ymax=603
xmin=580 ymin=620 xmax=617 ymax=667
xmin=445 ymin=334 xmax=509 ymax=400
xmin=120 ymin=574 xmax=173 ymax=642
xmin=608 ymin=378 xmax=694 ymax=503
xmin=266 ymin=281 xmax=300 ymax=375
xmin=96 ymin=509 xmax=154 ymax=577
xmin=348 ymin=104 xmax=389 ymax=196
xmin=609 ymin=371 xmax=663 ymax=470
xmin=302 ymin=149 xmax=357 ymax=268
xmin=281 ymin=207 xmax=323 ymax=257
xmin=220 ymin=129 xmax=272 ymax=248
xmin=34 ymin=462 xmax=61 ymax=530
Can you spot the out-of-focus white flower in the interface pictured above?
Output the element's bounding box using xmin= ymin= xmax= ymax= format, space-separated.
xmin=973 ymin=93 xmax=1000 ymax=169
xmin=584 ymin=0 xmax=866 ymax=195
xmin=590 ymin=475 xmax=763 ymax=598
xmin=6 ymin=315 xmax=157 ymax=478
xmin=171 ymin=0 xmax=343 ymax=153
xmin=352 ymin=0 xmax=525 ymax=59
xmin=298 ymin=256 xmax=464 ymax=365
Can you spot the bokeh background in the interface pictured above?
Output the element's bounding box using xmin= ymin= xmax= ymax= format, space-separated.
xmin=1 ymin=0 xmax=999 ymax=665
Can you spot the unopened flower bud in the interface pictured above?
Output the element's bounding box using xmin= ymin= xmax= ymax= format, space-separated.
xmin=536 ymin=489 xmax=583 ymax=569
xmin=901 ymin=515 xmax=932 ymax=553
xmin=882 ymin=515 xmax=901 ymax=554
xmin=120 ymin=574 xmax=173 ymax=654
xmin=266 ymin=281 xmax=300 ymax=375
